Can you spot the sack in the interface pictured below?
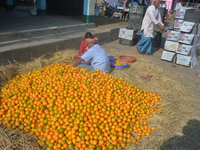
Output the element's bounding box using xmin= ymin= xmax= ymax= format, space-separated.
xmin=124 ymin=8 xmax=129 ymax=12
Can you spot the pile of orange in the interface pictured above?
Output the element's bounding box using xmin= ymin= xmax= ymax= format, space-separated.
xmin=0 ymin=63 xmax=163 ymax=150
xmin=112 ymin=60 xmax=127 ymax=66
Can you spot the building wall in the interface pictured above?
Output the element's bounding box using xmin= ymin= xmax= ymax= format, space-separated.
xmin=46 ymin=0 xmax=84 ymax=16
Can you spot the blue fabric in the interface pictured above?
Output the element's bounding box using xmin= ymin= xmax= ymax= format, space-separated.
xmin=130 ymin=2 xmax=139 ymax=5
xmin=78 ymin=64 xmax=95 ymax=71
xmin=137 ymin=31 xmax=153 ymax=53
xmin=81 ymin=44 xmax=110 ymax=73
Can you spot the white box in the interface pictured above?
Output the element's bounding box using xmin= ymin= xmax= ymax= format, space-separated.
xmin=164 ymin=41 xmax=179 ymax=52
xmin=166 ymin=30 xmax=180 ymax=42
xmin=176 ymin=44 xmax=192 ymax=55
xmin=179 ymin=33 xmax=194 ymax=45
xmin=118 ymin=28 xmax=135 ymax=40
xmin=161 ymin=50 xmax=176 ymax=62
xmin=174 ymin=19 xmax=184 ymax=29
xmin=176 ymin=54 xmax=191 ymax=66
xmin=175 ymin=8 xmax=186 ymax=19
xmin=180 ymin=21 xmax=195 ymax=33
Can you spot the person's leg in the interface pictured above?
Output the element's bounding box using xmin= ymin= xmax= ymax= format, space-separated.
xmin=146 ymin=38 xmax=153 ymax=54
xmin=77 ymin=64 xmax=95 ymax=71
xmin=121 ymin=11 xmax=125 ymax=20
xmin=136 ymin=31 xmax=148 ymax=53
xmin=124 ymin=12 xmax=128 ymax=20
xmin=141 ymin=37 xmax=153 ymax=53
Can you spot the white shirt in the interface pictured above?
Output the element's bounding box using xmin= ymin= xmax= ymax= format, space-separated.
xmin=81 ymin=44 xmax=110 ymax=73
xmin=141 ymin=5 xmax=164 ymax=37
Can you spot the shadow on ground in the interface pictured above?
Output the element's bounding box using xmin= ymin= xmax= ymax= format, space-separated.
xmin=160 ymin=119 xmax=200 ymax=150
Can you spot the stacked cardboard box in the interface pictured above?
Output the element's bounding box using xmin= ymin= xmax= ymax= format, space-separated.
xmin=118 ymin=5 xmax=147 ymax=46
xmin=161 ymin=7 xmax=200 ymax=67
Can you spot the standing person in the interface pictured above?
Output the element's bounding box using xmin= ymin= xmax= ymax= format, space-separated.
xmin=136 ymin=0 xmax=166 ymax=55
xmin=74 ymin=32 xmax=93 ymax=60
xmin=121 ymin=0 xmax=129 ymax=20
xmin=73 ymin=37 xmax=110 ymax=73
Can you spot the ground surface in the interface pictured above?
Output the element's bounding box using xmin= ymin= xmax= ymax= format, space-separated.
xmin=101 ymin=39 xmax=200 ymax=113
xmin=0 ymin=5 xmax=200 ymax=149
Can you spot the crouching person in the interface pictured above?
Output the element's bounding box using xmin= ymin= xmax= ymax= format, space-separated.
xmin=73 ymin=37 xmax=110 ymax=73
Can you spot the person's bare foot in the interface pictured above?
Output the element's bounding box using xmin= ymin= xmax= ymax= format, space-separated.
xmin=136 ymin=45 xmax=142 ymax=54
xmin=144 ymin=52 xmax=152 ymax=55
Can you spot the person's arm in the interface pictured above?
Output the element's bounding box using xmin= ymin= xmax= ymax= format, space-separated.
xmin=148 ymin=6 xmax=159 ymax=25
xmin=148 ymin=7 xmax=166 ymax=31
xmin=79 ymin=41 xmax=84 ymax=55
xmin=82 ymin=60 xmax=91 ymax=65
xmin=74 ymin=57 xmax=84 ymax=67
xmin=75 ymin=49 xmax=93 ymax=67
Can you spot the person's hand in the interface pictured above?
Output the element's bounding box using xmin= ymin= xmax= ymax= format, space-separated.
xmin=157 ymin=23 xmax=166 ymax=31
xmin=160 ymin=25 xmax=166 ymax=31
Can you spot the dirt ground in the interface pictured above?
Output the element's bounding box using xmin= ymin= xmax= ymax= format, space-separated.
xmin=100 ymin=39 xmax=200 ymax=114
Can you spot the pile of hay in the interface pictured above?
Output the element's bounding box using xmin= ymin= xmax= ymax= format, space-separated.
xmin=0 ymin=48 xmax=198 ymax=150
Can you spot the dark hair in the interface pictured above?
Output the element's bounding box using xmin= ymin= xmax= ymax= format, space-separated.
xmin=85 ymin=32 xmax=93 ymax=38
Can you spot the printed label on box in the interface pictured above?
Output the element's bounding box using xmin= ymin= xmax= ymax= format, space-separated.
xmin=176 ymin=54 xmax=191 ymax=66
xmin=119 ymin=28 xmax=126 ymax=39
xmin=166 ymin=30 xmax=180 ymax=41
xmin=179 ymin=33 xmax=194 ymax=44
xmin=119 ymin=28 xmax=135 ymax=40
xmin=175 ymin=8 xmax=186 ymax=19
xmin=161 ymin=51 xmax=176 ymax=61
xmin=176 ymin=44 xmax=192 ymax=55
xmin=180 ymin=21 xmax=195 ymax=33
xmin=174 ymin=19 xmax=184 ymax=29
xmin=164 ymin=41 xmax=179 ymax=52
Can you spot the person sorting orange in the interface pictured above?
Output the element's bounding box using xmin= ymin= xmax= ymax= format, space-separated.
xmin=74 ymin=32 xmax=93 ymax=60
xmin=73 ymin=37 xmax=110 ymax=73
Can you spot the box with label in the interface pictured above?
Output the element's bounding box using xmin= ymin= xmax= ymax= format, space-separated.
xmin=161 ymin=50 xmax=176 ymax=62
xmin=179 ymin=33 xmax=194 ymax=44
xmin=164 ymin=41 xmax=179 ymax=52
xmin=166 ymin=30 xmax=180 ymax=41
xmin=119 ymin=38 xmax=138 ymax=46
xmin=174 ymin=19 xmax=184 ymax=29
xmin=118 ymin=28 xmax=137 ymax=40
xmin=176 ymin=54 xmax=191 ymax=66
xmin=129 ymin=13 xmax=143 ymax=22
xmin=176 ymin=44 xmax=192 ymax=55
xmin=180 ymin=21 xmax=195 ymax=33
xmin=175 ymin=8 xmax=186 ymax=19
xmin=129 ymin=5 xmax=147 ymax=14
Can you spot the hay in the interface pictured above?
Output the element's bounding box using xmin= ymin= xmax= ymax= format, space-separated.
xmin=0 ymin=48 xmax=199 ymax=150
xmin=0 ymin=125 xmax=45 ymax=150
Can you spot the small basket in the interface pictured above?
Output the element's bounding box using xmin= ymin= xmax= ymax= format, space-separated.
xmin=108 ymin=55 xmax=115 ymax=61
xmin=119 ymin=54 xmax=136 ymax=63
xmin=110 ymin=60 xmax=128 ymax=69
